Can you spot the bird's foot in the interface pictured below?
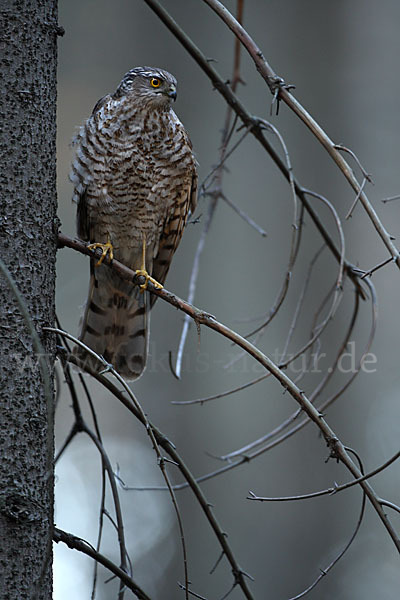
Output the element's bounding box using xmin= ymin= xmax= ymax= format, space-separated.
xmin=88 ymin=236 xmax=114 ymax=266
xmin=135 ymin=269 xmax=163 ymax=292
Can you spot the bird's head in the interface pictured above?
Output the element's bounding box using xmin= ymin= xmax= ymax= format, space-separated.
xmin=114 ymin=66 xmax=177 ymax=109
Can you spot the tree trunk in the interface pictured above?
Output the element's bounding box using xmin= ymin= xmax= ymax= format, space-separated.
xmin=0 ymin=1 xmax=59 ymax=597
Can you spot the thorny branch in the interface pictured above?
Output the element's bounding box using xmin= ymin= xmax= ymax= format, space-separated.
xmin=55 ymin=319 xmax=117 ymax=598
xmin=142 ymin=0 xmax=367 ymax=300
xmin=286 ymin=449 xmax=367 ymax=600
xmin=200 ymin=0 xmax=400 ymax=269
xmin=52 ymin=326 xmax=255 ymax=600
xmin=57 ymin=232 xmax=400 ymax=554
xmin=55 ymin=332 xmax=130 ymax=599
xmin=51 ymin=327 xmax=192 ymax=600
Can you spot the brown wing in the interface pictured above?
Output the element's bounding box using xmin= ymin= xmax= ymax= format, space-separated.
xmin=76 ymin=187 xmax=90 ymax=241
xmin=150 ymin=170 xmax=197 ymax=308
xmin=74 ymin=94 xmax=112 ymax=242
xmin=91 ymin=93 xmax=111 ymax=116
xmin=76 ymin=186 xmax=101 ymax=244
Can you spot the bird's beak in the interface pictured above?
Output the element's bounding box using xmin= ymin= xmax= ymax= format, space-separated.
xmin=167 ymin=85 xmax=177 ymax=101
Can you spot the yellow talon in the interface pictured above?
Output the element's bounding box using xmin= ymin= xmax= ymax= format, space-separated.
xmin=88 ymin=235 xmax=114 ymax=266
xmin=135 ymin=233 xmax=163 ymax=292
xmin=135 ymin=269 xmax=163 ymax=292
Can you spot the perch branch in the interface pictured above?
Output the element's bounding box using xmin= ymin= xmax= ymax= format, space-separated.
xmin=58 ymin=232 xmax=400 ymax=553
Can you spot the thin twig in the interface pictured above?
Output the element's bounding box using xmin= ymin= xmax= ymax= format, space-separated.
xmin=360 ymin=256 xmax=395 ymax=279
xmin=248 ymin=448 xmax=400 ymax=502
xmin=334 ymin=143 xmax=373 ymax=183
xmin=220 ymin=192 xmax=267 ymax=236
xmin=345 ymin=176 xmax=367 ymax=220
xmin=279 ymin=245 xmax=326 ymax=362
xmin=172 ymin=372 xmax=269 ymax=406
xmin=178 ymin=582 xmax=209 ymax=599
xmin=175 ymin=0 xmax=247 ymax=378
xmin=382 ymin=194 xmax=400 ymax=203
xmin=53 ymin=528 xmax=150 ymax=600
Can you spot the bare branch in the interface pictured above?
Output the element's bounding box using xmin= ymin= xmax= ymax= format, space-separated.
xmin=248 ymin=448 xmax=400 ymax=502
xmin=287 ymin=449 xmax=367 ymax=599
xmin=360 ymin=256 xmax=396 ymax=279
xmin=382 ymin=194 xmax=400 ymax=203
xmin=142 ymin=0 xmax=365 ymax=298
xmin=53 ymin=335 xmax=255 ymax=599
xmin=172 ymin=373 xmax=269 ymax=406
xmin=220 ymin=192 xmax=267 ymax=237
xmin=200 ymin=0 xmax=400 ymax=269
xmin=51 ymin=327 xmax=192 ymax=600
xmin=58 ymin=233 xmax=400 ymax=553
xmin=175 ymin=1 xmax=248 ymax=378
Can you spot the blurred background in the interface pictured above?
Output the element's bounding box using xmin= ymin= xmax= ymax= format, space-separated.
xmin=55 ymin=1 xmax=400 ymax=598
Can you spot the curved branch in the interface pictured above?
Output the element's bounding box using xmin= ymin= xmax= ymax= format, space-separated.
xmin=201 ymin=0 xmax=400 ymax=269
xmin=55 ymin=341 xmax=255 ymax=600
xmin=287 ymin=449 xmax=367 ymax=599
xmin=58 ymin=233 xmax=400 ymax=553
xmin=142 ymin=0 xmax=365 ymax=298
xmin=51 ymin=325 xmax=191 ymax=599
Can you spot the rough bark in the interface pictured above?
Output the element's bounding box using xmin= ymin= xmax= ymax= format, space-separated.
xmin=0 ymin=1 xmax=58 ymax=597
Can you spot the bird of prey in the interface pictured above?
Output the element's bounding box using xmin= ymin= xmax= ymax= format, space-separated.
xmin=70 ymin=66 xmax=197 ymax=379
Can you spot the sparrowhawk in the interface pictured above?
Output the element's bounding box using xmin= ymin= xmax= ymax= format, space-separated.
xmin=70 ymin=66 xmax=198 ymax=379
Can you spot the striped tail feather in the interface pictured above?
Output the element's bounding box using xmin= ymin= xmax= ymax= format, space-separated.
xmin=75 ymin=261 xmax=149 ymax=379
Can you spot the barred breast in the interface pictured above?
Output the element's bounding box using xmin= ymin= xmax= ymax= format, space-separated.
xmin=70 ymin=72 xmax=197 ymax=379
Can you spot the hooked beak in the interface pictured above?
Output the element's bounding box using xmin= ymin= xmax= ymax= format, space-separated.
xmin=167 ymin=84 xmax=177 ymax=101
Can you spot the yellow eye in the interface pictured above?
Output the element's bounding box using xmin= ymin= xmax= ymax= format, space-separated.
xmin=150 ymin=77 xmax=161 ymax=88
